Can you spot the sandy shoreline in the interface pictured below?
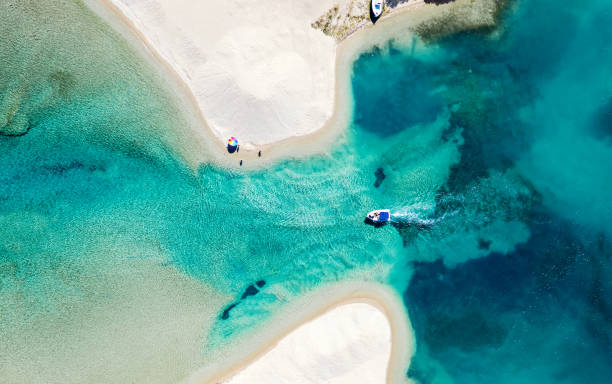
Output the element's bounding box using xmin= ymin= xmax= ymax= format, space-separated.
xmin=83 ymin=0 xmax=460 ymax=170
xmin=186 ymin=281 xmax=415 ymax=384
xmin=83 ymin=0 xmax=217 ymax=169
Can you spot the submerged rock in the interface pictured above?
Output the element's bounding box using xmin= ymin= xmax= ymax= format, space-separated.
xmin=240 ymin=285 xmax=259 ymax=299
xmin=424 ymin=311 xmax=508 ymax=352
xmin=221 ymin=303 xmax=239 ymax=320
xmin=412 ymin=0 xmax=510 ymax=42
xmin=478 ymin=238 xmax=492 ymax=250
xmin=374 ymin=167 xmax=386 ymax=188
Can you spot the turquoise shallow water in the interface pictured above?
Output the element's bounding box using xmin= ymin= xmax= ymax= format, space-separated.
xmin=1 ymin=0 xmax=611 ymax=383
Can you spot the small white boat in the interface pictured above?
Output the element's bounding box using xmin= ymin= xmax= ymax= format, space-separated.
xmin=366 ymin=209 xmax=391 ymax=223
xmin=371 ymin=0 xmax=384 ymax=18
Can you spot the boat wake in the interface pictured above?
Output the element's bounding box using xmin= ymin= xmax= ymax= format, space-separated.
xmin=389 ymin=203 xmax=454 ymax=229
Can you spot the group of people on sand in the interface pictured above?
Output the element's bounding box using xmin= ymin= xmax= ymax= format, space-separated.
xmin=228 ymin=139 xmax=262 ymax=166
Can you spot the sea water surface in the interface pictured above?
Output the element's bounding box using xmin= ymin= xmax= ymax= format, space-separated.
xmin=1 ymin=0 xmax=611 ymax=383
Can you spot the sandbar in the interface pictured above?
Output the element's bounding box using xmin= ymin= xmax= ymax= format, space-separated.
xmin=224 ymin=302 xmax=393 ymax=383
xmin=188 ymin=281 xmax=415 ymax=384
xmin=84 ymin=0 xmax=466 ymax=169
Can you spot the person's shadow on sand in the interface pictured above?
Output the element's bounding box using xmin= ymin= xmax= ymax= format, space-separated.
xmin=227 ymin=144 xmax=237 ymax=154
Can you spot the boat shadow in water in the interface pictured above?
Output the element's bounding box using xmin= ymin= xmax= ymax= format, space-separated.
xmin=385 ymin=0 xmax=455 ymax=5
xmin=364 ymin=217 xmax=436 ymax=230
xmin=364 ymin=216 xmax=437 ymax=245
xmin=364 ymin=217 xmax=387 ymax=228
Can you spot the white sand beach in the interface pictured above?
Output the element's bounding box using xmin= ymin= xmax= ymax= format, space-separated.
xmin=86 ymin=0 xmax=500 ymax=167
xmin=85 ymin=0 xmax=449 ymax=168
xmin=86 ymin=0 xmax=502 ymax=168
xmin=223 ymin=303 xmax=393 ymax=384
xmin=98 ymin=0 xmax=341 ymax=149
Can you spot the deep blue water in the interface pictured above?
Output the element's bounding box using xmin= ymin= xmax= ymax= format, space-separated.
xmin=1 ymin=0 xmax=611 ymax=382
xmin=350 ymin=0 xmax=612 ymax=382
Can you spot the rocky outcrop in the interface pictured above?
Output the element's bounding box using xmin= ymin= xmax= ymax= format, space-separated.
xmin=311 ymin=0 xmax=373 ymax=41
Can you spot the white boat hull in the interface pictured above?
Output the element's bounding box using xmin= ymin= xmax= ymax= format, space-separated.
xmin=366 ymin=209 xmax=390 ymax=223
xmin=371 ymin=0 xmax=384 ymax=18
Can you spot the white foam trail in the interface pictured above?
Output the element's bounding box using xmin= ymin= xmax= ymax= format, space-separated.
xmin=390 ymin=202 xmax=456 ymax=227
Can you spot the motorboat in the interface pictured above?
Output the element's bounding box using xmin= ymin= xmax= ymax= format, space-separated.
xmin=371 ymin=0 xmax=384 ymax=19
xmin=366 ymin=209 xmax=390 ymax=224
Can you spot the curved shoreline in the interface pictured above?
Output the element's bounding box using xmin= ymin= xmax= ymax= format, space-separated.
xmin=187 ymin=281 xmax=415 ymax=384
xmin=84 ymin=0 xmax=445 ymax=170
